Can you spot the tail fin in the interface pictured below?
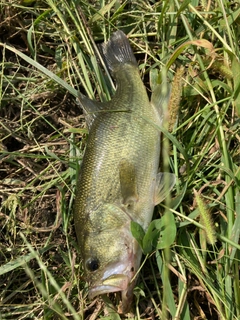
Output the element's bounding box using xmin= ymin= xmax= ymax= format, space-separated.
xmin=99 ymin=30 xmax=138 ymax=73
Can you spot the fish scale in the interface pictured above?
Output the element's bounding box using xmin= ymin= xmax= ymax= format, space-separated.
xmin=74 ymin=30 xmax=175 ymax=313
xmin=75 ymin=85 xmax=160 ymax=225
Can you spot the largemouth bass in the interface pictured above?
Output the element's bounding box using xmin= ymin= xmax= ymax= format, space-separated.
xmin=74 ymin=30 xmax=175 ymax=313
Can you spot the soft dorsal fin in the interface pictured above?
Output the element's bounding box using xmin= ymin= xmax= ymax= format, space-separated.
xmin=119 ymin=159 xmax=138 ymax=206
xmin=154 ymin=172 xmax=176 ymax=205
xmin=77 ymin=93 xmax=105 ymax=129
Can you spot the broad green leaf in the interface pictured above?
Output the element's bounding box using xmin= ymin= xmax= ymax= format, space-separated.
xmin=157 ymin=211 xmax=176 ymax=249
xmin=142 ymin=219 xmax=162 ymax=254
xmin=130 ymin=221 xmax=145 ymax=250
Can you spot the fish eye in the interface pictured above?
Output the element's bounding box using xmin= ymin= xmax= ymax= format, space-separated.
xmin=86 ymin=258 xmax=100 ymax=272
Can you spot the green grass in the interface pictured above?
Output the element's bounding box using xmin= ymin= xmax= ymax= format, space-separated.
xmin=0 ymin=0 xmax=240 ymax=319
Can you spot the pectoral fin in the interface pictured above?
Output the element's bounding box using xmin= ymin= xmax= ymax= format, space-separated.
xmin=119 ymin=159 xmax=138 ymax=205
xmin=151 ymin=83 xmax=171 ymax=124
xmin=154 ymin=172 xmax=176 ymax=205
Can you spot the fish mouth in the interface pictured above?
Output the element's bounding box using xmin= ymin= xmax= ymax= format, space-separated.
xmin=87 ymin=239 xmax=142 ymax=313
xmin=89 ymin=273 xmax=136 ymax=313
xmin=89 ymin=274 xmax=130 ymax=299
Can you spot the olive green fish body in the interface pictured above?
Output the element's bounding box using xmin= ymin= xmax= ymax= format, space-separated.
xmin=74 ymin=31 xmax=174 ymax=313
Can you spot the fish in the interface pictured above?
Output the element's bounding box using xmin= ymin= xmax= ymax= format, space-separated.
xmin=74 ymin=30 xmax=175 ymax=313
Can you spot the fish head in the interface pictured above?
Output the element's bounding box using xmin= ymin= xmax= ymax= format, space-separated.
xmin=81 ymin=203 xmax=141 ymax=312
